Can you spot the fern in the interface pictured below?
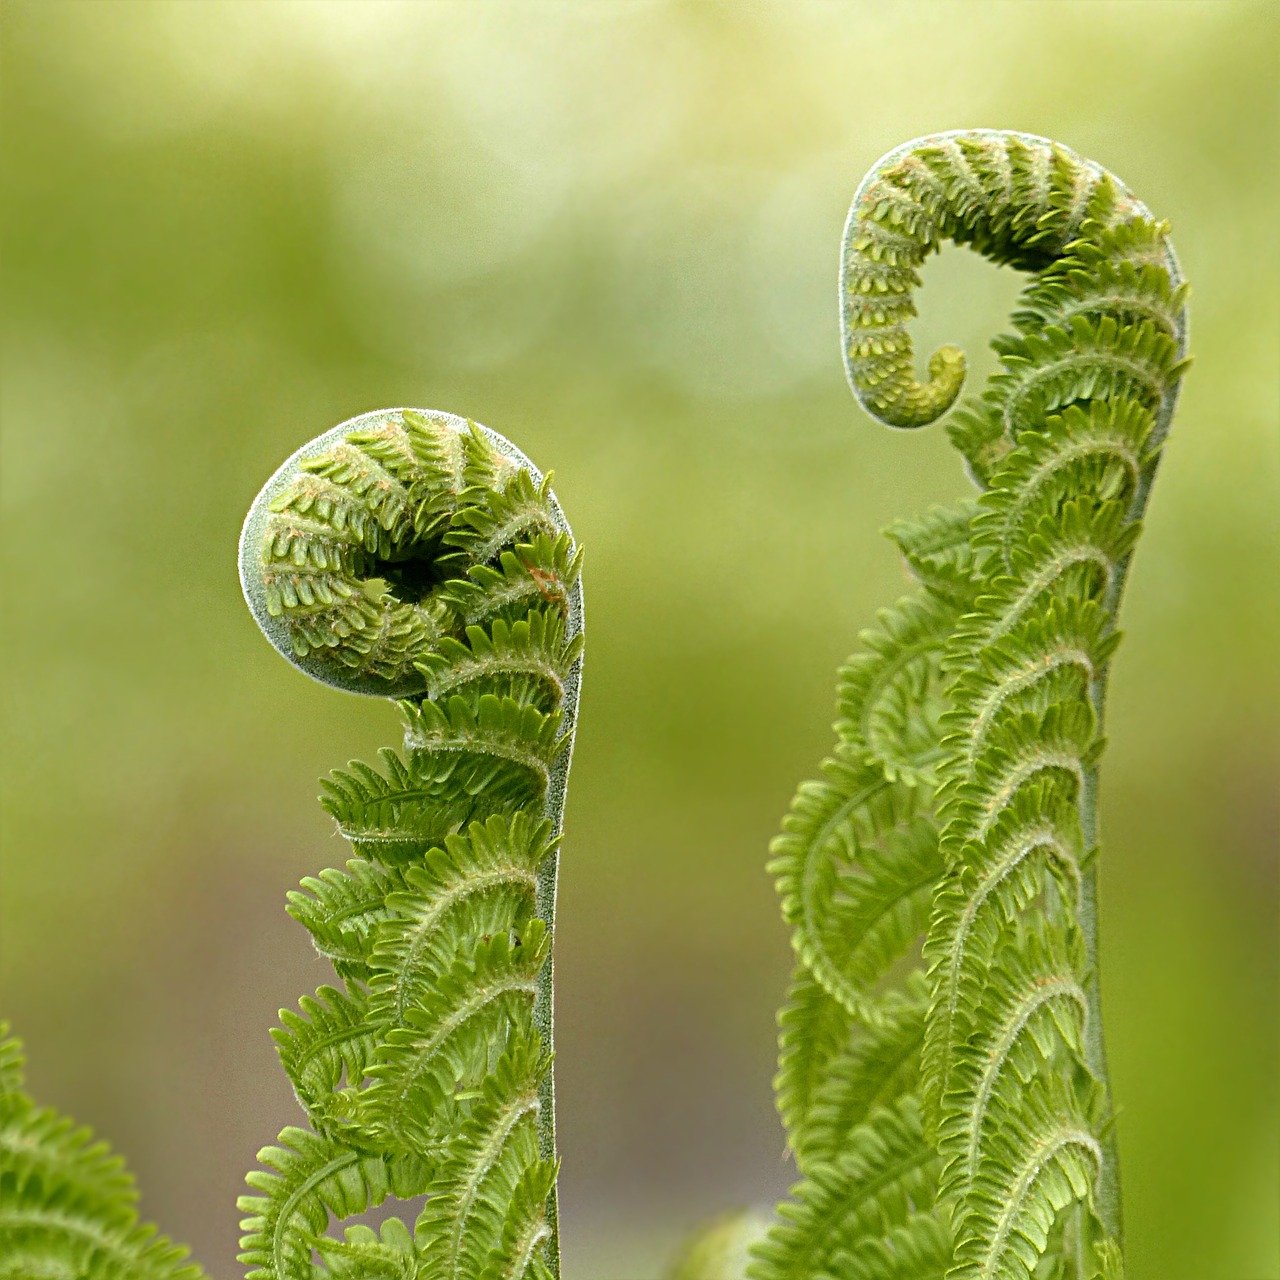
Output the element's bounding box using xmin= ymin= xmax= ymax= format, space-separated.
xmin=233 ymin=407 xmax=584 ymax=1278
xmin=1 ymin=127 xmax=1186 ymax=1280
xmin=0 ymin=1022 xmax=207 ymax=1280
xmin=1 ymin=404 xmax=579 ymax=1278
xmin=676 ymin=129 xmax=1187 ymax=1280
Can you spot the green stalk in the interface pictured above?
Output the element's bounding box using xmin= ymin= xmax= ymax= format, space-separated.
xmin=536 ymin=510 xmax=584 ymax=1279
xmin=535 ymin=848 xmax=562 ymax=1276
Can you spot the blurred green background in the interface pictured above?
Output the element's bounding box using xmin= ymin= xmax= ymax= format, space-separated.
xmin=2 ymin=2 xmax=1276 ymax=1277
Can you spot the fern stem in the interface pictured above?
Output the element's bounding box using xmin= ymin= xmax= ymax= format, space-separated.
xmin=535 ymin=849 xmax=563 ymax=1275
xmin=1080 ymin=235 xmax=1187 ymax=1251
xmin=1077 ymin=805 xmax=1121 ymax=1244
xmin=535 ymin=516 xmax=585 ymax=1278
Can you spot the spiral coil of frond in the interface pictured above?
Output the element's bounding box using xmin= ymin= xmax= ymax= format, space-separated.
xmin=736 ymin=130 xmax=1187 ymax=1280
xmin=238 ymin=408 xmax=583 ymax=1280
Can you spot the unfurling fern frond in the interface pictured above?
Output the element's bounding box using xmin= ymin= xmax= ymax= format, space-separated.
xmin=237 ymin=408 xmax=584 ymax=1278
xmin=0 ymin=1023 xmax=208 ymax=1280
xmin=665 ymin=129 xmax=1186 ymax=1280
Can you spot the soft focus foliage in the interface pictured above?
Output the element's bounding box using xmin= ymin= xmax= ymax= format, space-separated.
xmin=1 ymin=3 xmax=1276 ymax=1278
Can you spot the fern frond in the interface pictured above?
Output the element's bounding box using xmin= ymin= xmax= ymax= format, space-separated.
xmin=884 ymin=501 xmax=983 ymax=607
xmin=0 ymin=1026 xmax=24 ymax=1109
xmin=1089 ymin=1238 xmax=1124 ymax=1280
xmin=415 ymin=610 xmax=581 ymax=716
xmin=440 ymin=534 xmax=582 ymax=630
xmin=238 ymin=1127 xmax=430 ymax=1280
xmin=936 ymin=922 xmax=1089 ymax=1205
xmin=937 ymin=701 xmax=1100 ymax=860
xmin=320 ymin=741 xmax=544 ymax=865
xmin=947 ymin=1081 xmax=1106 ymax=1280
xmin=669 ymin=1211 xmax=774 ymax=1280
xmin=1013 ymin=221 xmax=1187 ymax=343
xmin=772 ymin=967 xmax=854 ymax=1161
xmin=369 ymin=813 xmax=552 ymax=1027
xmin=803 ymin=973 xmax=928 ymax=1164
xmin=399 ymin=694 xmax=564 ymax=793
xmin=837 ymin=595 xmax=955 ymax=784
xmin=0 ymin=1104 xmax=136 ymax=1223
xmin=416 ymin=1034 xmax=552 ymax=1280
xmin=769 ymin=755 xmax=942 ymax=1026
xmin=286 ymin=859 xmax=408 ymax=980
xmin=970 ymin=401 xmax=1155 ymax=573
xmin=940 ymin=598 xmax=1119 ymax=781
xmin=313 ymin=1217 xmax=420 ymax=1280
xmin=985 ymin=314 xmax=1183 ymax=440
xmin=833 ymin=1212 xmax=953 ymax=1280
xmin=272 ymin=982 xmax=384 ymax=1137
xmin=0 ymin=1199 xmax=208 ymax=1280
xmin=478 ymin=1160 xmax=559 ymax=1280
xmin=737 ymin=128 xmax=1188 ymax=1280
xmin=240 ymin=408 xmax=582 ymax=1276
xmin=0 ymin=1026 xmax=207 ymax=1279
xmin=746 ymin=1097 xmax=945 ymax=1280
xmin=444 ymin=468 xmax=562 ymax=566
xmin=921 ymin=784 xmax=1085 ymax=1120
xmin=361 ymin=925 xmax=550 ymax=1155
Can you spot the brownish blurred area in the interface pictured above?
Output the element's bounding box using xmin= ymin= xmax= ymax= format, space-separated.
xmin=1 ymin=2 xmax=1276 ymax=1277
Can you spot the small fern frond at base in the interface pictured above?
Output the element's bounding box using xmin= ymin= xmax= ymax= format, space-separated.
xmin=0 ymin=1024 xmax=208 ymax=1280
xmin=669 ymin=1211 xmax=776 ymax=1280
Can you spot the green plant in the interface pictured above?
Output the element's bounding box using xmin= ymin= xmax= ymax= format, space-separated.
xmin=0 ymin=409 xmax=583 ymax=1280
xmin=0 ymin=128 xmax=1186 ymax=1280
xmin=679 ymin=129 xmax=1187 ymax=1280
xmin=234 ymin=409 xmax=584 ymax=1279
xmin=0 ymin=1023 xmax=207 ymax=1279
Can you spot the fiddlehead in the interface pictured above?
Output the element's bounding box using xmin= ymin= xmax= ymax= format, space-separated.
xmin=238 ymin=407 xmax=583 ymax=1280
xmin=678 ymin=130 xmax=1185 ymax=1280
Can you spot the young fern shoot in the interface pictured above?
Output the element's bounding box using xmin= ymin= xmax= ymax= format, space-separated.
xmin=237 ymin=409 xmax=584 ymax=1279
xmin=683 ymin=130 xmax=1187 ymax=1280
xmin=0 ymin=127 xmax=1186 ymax=1280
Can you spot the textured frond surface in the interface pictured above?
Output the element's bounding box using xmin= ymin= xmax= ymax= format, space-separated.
xmin=747 ymin=1098 xmax=947 ymax=1280
xmin=718 ymin=129 xmax=1188 ymax=1280
xmin=239 ymin=410 xmax=584 ymax=1277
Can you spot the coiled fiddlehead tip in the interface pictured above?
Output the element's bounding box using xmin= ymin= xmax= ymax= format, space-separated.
xmin=840 ymin=131 xmax=976 ymax=431
xmin=840 ymin=128 xmax=1182 ymax=440
xmin=239 ymin=406 xmax=581 ymax=700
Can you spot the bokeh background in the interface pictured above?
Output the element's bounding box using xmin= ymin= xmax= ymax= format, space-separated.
xmin=2 ymin=2 xmax=1276 ymax=1277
